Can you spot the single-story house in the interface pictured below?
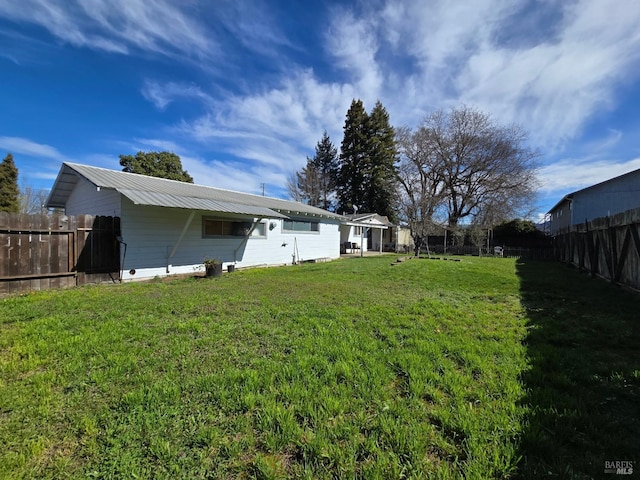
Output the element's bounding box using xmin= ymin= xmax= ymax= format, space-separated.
xmin=547 ymin=167 xmax=640 ymax=234
xmin=46 ymin=162 xmax=345 ymax=281
xmin=340 ymin=213 xmax=413 ymax=253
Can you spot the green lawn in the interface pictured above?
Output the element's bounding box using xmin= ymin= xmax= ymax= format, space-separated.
xmin=0 ymin=256 xmax=638 ymax=479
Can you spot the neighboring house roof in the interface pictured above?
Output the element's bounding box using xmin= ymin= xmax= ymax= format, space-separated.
xmin=343 ymin=212 xmax=394 ymax=227
xmin=547 ymin=194 xmax=573 ymax=214
xmin=47 ymin=162 xmax=344 ymax=220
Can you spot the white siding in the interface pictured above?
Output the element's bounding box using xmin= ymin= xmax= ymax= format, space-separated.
xmin=396 ymin=227 xmax=413 ymax=249
xmin=119 ymin=198 xmax=341 ymax=281
xmin=341 ymin=225 xmax=367 ymax=251
xmin=65 ymin=178 xmax=121 ymax=216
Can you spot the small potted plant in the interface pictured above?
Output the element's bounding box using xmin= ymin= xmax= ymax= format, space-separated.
xmin=203 ymin=257 xmax=223 ymax=278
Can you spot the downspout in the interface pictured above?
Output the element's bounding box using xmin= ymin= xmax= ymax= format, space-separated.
xmin=167 ymin=210 xmax=195 ymax=273
xmin=117 ymin=236 xmax=127 ymax=283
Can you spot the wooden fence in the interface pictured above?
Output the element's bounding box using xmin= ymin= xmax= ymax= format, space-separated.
xmin=554 ymin=208 xmax=640 ymax=291
xmin=0 ymin=213 xmax=121 ymax=296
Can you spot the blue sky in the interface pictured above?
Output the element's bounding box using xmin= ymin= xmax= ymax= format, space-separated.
xmin=2 ymin=0 xmax=640 ymax=220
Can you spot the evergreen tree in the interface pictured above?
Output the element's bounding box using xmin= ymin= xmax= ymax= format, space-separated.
xmin=337 ymin=99 xmax=370 ymax=213
xmin=337 ymin=99 xmax=398 ymax=219
xmin=367 ymin=101 xmax=398 ymax=221
xmin=119 ymin=151 xmax=194 ymax=183
xmin=312 ymin=131 xmax=339 ymax=210
xmin=289 ymin=131 xmax=339 ymax=211
xmin=0 ymin=153 xmax=20 ymax=213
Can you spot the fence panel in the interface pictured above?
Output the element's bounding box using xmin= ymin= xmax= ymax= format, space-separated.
xmin=75 ymin=215 xmax=121 ymax=285
xmin=0 ymin=213 xmax=120 ymax=295
xmin=554 ymin=208 xmax=640 ymax=291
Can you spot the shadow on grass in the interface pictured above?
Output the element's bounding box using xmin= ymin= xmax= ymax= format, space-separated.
xmin=515 ymin=259 xmax=640 ymax=479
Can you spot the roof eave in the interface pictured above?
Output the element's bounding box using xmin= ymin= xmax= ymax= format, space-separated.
xmin=273 ymin=209 xmax=344 ymax=221
xmin=547 ymin=193 xmax=574 ymax=214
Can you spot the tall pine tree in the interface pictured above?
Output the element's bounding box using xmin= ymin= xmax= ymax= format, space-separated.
xmin=337 ymin=99 xmax=370 ymax=214
xmin=367 ymin=101 xmax=398 ymax=222
xmin=312 ymin=131 xmax=339 ymax=210
xmin=290 ymin=131 xmax=339 ymax=211
xmin=337 ymin=99 xmax=398 ymax=220
xmin=0 ymin=153 xmax=20 ymax=213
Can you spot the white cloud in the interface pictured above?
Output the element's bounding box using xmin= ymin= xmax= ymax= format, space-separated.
xmin=117 ymin=138 xmax=285 ymax=197
xmin=583 ymin=129 xmax=623 ymax=153
xmin=0 ymin=136 xmax=67 ymax=161
xmin=141 ymin=81 xmax=213 ymax=110
xmin=317 ymin=0 xmax=640 ymax=149
xmin=450 ymin=0 xmax=640 ymax=147
xmin=0 ymin=0 xmax=215 ymax=59
xmin=0 ymin=0 xmax=298 ymax=74
xmin=382 ymin=0 xmax=515 ymax=68
xmin=6 ymin=0 xmax=640 ymax=203
xmin=325 ymin=8 xmax=382 ymax=101
xmin=179 ymin=69 xmax=354 ymax=170
xmin=0 ymin=136 xmax=71 ymax=185
xmin=194 ymin=159 xmax=288 ymax=197
xmin=133 ymin=138 xmax=182 ymax=153
xmin=9 ymin=0 xmax=640 ymax=155
xmin=539 ymin=157 xmax=640 ymax=193
xmin=215 ymin=0 xmax=293 ymax=58
xmin=149 ymin=0 xmax=640 ymax=202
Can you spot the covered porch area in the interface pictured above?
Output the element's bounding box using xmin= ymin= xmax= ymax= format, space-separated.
xmin=339 ymin=213 xmax=393 ymax=255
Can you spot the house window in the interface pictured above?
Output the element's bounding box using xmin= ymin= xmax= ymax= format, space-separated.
xmin=354 ymin=226 xmax=362 ymax=236
xmin=203 ymin=217 xmax=262 ymax=237
xmin=283 ymin=219 xmax=319 ymax=232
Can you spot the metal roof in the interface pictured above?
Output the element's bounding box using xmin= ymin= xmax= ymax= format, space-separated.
xmin=118 ymin=190 xmax=287 ymax=218
xmin=47 ymin=162 xmax=344 ymax=220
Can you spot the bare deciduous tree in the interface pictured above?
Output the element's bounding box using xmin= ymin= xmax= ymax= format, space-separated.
xmin=19 ymin=184 xmax=49 ymax=214
xmin=398 ymin=106 xmax=539 ymax=241
xmin=287 ymin=160 xmax=321 ymax=205
xmin=286 ymin=171 xmax=304 ymax=202
xmin=468 ymin=223 xmax=487 ymax=255
xmin=396 ymin=126 xmax=448 ymax=255
xmin=428 ymin=106 xmax=539 ymax=226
